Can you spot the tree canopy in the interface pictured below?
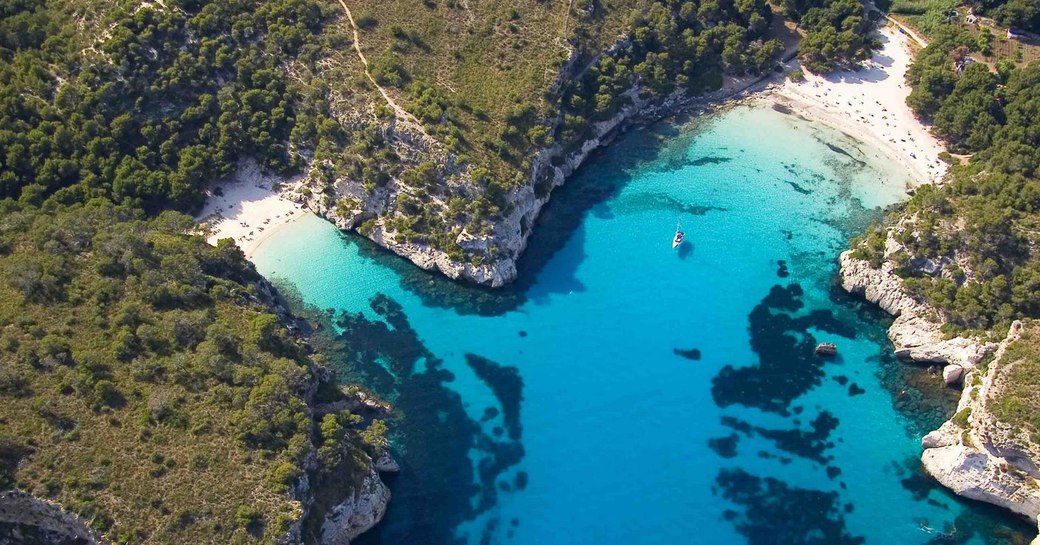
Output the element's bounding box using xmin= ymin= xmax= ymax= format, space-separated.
xmin=786 ymin=0 xmax=877 ymax=72
xmin=857 ymin=29 xmax=1040 ymax=333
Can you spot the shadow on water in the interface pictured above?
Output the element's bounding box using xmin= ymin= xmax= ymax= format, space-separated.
xmin=346 ymin=114 xmax=721 ymax=317
xmin=290 ymin=294 xmax=529 ymax=545
xmin=701 ymin=257 xmax=1033 ymax=544
xmin=261 ymin=283 xmax=525 ymax=545
xmin=278 ymin=101 xmax=1036 ymax=544
xmin=831 ymin=280 xmax=1034 ymax=544
xmin=677 ymin=240 xmax=694 ymax=260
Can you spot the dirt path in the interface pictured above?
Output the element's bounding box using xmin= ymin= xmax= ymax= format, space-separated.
xmin=334 ymin=0 xmax=429 ymax=133
xmin=885 ymin=15 xmax=929 ymax=48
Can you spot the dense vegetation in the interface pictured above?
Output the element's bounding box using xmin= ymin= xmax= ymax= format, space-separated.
xmin=854 ymin=25 xmax=1040 ymax=335
xmin=338 ymin=0 xmax=793 ymax=258
xmin=785 ymin=0 xmax=878 ymax=72
xmin=0 ymin=0 xmax=354 ymax=213
xmin=554 ymin=0 xmax=784 ymax=164
xmin=0 ymin=0 xmax=888 ymax=541
xmin=0 ymin=200 xmax=387 ymax=544
xmin=967 ymin=0 xmax=1040 ymax=33
xmin=0 ymin=1 xmax=387 ymax=542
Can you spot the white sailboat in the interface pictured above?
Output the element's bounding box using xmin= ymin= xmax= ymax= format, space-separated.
xmin=672 ymin=219 xmax=684 ymax=249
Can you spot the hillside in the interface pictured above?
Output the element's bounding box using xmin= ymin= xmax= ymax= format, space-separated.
xmin=1 ymin=0 xmax=892 ymax=287
xmin=0 ymin=201 xmax=392 ymax=544
xmin=297 ymin=0 xmax=800 ymax=285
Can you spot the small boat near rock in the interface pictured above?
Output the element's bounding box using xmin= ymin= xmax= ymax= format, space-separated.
xmin=672 ymin=220 xmax=685 ymax=249
xmin=815 ymin=342 xmax=838 ymax=357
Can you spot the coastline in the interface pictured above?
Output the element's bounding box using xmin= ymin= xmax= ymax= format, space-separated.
xmin=768 ymin=23 xmax=948 ymax=186
xmin=200 ymin=16 xmax=1040 ymax=543
xmin=201 ymin=20 xmax=946 ymax=286
xmin=195 ymin=159 xmax=308 ymax=260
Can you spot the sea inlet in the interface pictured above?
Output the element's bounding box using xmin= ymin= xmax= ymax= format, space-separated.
xmin=252 ymin=105 xmax=1032 ymax=545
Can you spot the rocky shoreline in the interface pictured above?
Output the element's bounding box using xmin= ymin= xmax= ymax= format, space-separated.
xmin=919 ymin=320 xmax=1040 ymax=544
xmin=261 ymin=280 xmax=399 ymax=545
xmin=291 ymin=40 xmax=790 ymax=288
xmin=195 ymin=16 xmax=1040 ymax=543
xmin=839 ymin=246 xmax=1040 ymax=542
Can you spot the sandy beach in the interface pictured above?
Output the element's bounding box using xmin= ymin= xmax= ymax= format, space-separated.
xmin=770 ymin=23 xmax=948 ymax=185
xmin=196 ymin=160 xmax=308 ymax=259
xmin=198 ymin=22 xmax=944 ymax=261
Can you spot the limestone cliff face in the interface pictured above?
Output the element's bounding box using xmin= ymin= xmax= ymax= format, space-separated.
xmin=0 ymin=490 xmax=108 ymax=545
xmin=282 ymin=435 xmax=396 ymax=545
xmin=318 ymin=468 xmax=392 ymax=545
xmin=839 ymin=243 xmax=1040 ymax=541
xmin=838 ymin=250 xmax=994 ymax=369
xmin=919 ymin=321 xmax=1040 ymax=542
xmin=258 ymin=278 xmax=396 ymax=545
xmin=293 ymin=40 xmax=767 ymax=287
xmin=290 ymin=385 xmax=398 ymax=545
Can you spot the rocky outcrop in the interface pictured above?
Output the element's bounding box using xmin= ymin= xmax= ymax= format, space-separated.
xmin=942 ymin=364 xmax=964 ymax=385
xmin=302 ymin=384 xmax=397 ymax=545
xmin=257 ymin=297 xmax=396 ymax=545
xmin=840 ymin=244 xmax=1040 ymax=540
xmin=0 ymin=490 xmax=108 ymax=544
xmin=920 ymin=321 xmax=1040 ymax=539
xmin=319 ymin=457 xmax=397 ymax=545
xmin=314 ymin=385 xmax=393 ymax=418
xmin=838 ymin=250 xmax=994 ymax=369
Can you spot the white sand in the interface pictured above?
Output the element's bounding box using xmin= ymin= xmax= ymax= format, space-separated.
xmin=771 ymin=24 xmax=948 ymax=185
xmin=197 ymin=24 xmax=945 ymax=262
xmin=196 ymin=159 xmax=307 ymax=259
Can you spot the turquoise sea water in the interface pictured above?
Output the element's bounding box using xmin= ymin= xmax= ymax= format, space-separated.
xmin=252 ymin=105 xmax=1031 ymax=545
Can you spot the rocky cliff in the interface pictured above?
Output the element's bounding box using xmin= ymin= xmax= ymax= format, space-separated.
xmin=318 ymin=468 xmax=392 ymax=545
xmin=919 ymin=320 xmax=1040 ymax=543
xmin=838 ymin=249 xmax=994 ymax=372
xmin=307 ymin=386 xmax=399 ymax=545
xmin=290 ymin=40 xmax=773 ymax=287
xmin=840 ymin=242 xmax=1040 ymax=541
xmin=0 ymin=491 xmax=108 ymax=545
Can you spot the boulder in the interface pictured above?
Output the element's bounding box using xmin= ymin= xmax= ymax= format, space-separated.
xmin=922 ymin=428 xmax=956 ymax=449
xmin=909 ymin=256 xmax=945 ymax=276
xmin=943 ymin=365 xmax=964 ymax=386
xmin=374 ymin=451 xmax=399 ymax=473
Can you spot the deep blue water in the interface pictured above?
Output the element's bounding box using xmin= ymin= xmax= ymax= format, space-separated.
xmin=252 ymin=106 xmax=1032 ymax=545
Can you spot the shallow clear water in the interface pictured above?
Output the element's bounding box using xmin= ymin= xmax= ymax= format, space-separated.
xmin=252 ymin=106 xmax=1032 ymax=545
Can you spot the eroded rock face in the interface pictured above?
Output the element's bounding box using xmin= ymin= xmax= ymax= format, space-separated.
xmin=0 ymin=491 xmax=107 ymax=545
xmin=307 ymin=389 xmax=396 ymax=545
xmin=838 ymin=251 xmax=994 ymax=369
xmin=320 ymin=469 xmax=392 ymax=545
xmin=920 ymin=322 xmax=1040 ymax=536
xmin=840 ymin=243 xmax=1040 ymax=539
xmin=922 ymin=440 xmax=1040 ymax=519
xmin=373 ymin=451 xmax=400 ymax=473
